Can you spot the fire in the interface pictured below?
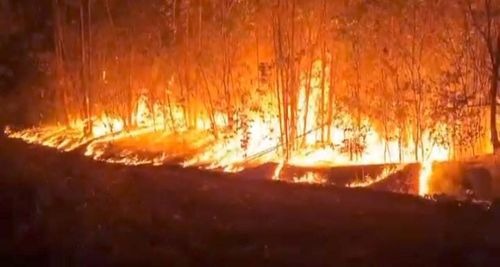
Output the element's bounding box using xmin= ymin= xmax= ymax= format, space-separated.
xmin=347 ymin=164 xmax=406 ymax=188
xmin=417 ymin=142 xmax=450 ymax=196
xmin=293 ymin=172 xmax=326 ymax=184
xmin=418 ymin=161 xmax=433 ymax=196
xmin=4 ymin=59 xmax=453 ymax=196
xmin=272 ymin=161 xmax=285 ymax=181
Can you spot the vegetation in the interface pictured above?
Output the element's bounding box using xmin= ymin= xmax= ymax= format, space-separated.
xmin=1 ymin=0 xmax=499 ymax=160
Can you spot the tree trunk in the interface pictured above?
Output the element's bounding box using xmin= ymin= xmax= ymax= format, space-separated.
xmin=326 ymin=51 xmax=335 ymax=143
xmin=52 ymin=0 xmax=70 ymax=124
xmin=80 ymin=0 xmax=91 ymax=135
xmin=490 ymin=57 xmax=499 ymax=151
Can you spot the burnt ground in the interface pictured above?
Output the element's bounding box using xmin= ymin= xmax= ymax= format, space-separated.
xmin=0 ymin=136 xmax=500 ymax=267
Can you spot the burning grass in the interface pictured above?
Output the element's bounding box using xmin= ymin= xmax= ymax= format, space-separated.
xmin=4 ymin=59 xmax=458 ymax=196
xmin=4 ymin=120 xmax=449 ymax=196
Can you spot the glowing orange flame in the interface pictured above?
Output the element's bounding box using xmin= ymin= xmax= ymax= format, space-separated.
xmin=418 ymin=161 xmax=433 ymax=196
xmin=4 ymin=59 xmax=455 ymax=196
xmin=293 ymin=172 xmax=326 ymax=184
xmin=347 ymin=164 xmax=406 ymax=188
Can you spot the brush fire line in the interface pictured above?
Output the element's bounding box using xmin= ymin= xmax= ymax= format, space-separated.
xmin=6 ymin=59 xmax=493 ymax=198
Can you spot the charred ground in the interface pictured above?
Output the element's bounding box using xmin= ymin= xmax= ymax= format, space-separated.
xmin=1 ymin=135 xmax=500 ymax=266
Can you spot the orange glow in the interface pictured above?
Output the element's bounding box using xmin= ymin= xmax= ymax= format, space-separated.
xmin=293 ymin=172 xmax=326 ymax=184
xmin=5 ymin=59 xmax=455 ymax=196
xmin=418 ymin=161 xmax=433 ymax=196
xmin=417 ymin=141 xmax=450 ymax=196
xmin=347 ymin=164 xmax=406 ymax=188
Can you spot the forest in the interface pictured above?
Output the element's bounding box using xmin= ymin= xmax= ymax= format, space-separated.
xmin=2 ymin=0 xmax=500 ymax=170
xmin=3 ymin=2 xmax=500 ymax=265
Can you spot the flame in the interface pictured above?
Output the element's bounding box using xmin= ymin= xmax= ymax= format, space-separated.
xmin=347 ymin=164 xmax=406 ymax=188
xmin=418 ymin=143 xmax=450 ymax=196
xmin=272 ymin=161 xmax=285 ymax=181
xmin=293 ymin=172 xmax=326 ymax=184
xmin=418 ymin=161 xmax=433 ymax=196
xmin=5 ymin=59 xmax=456 ymax=196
